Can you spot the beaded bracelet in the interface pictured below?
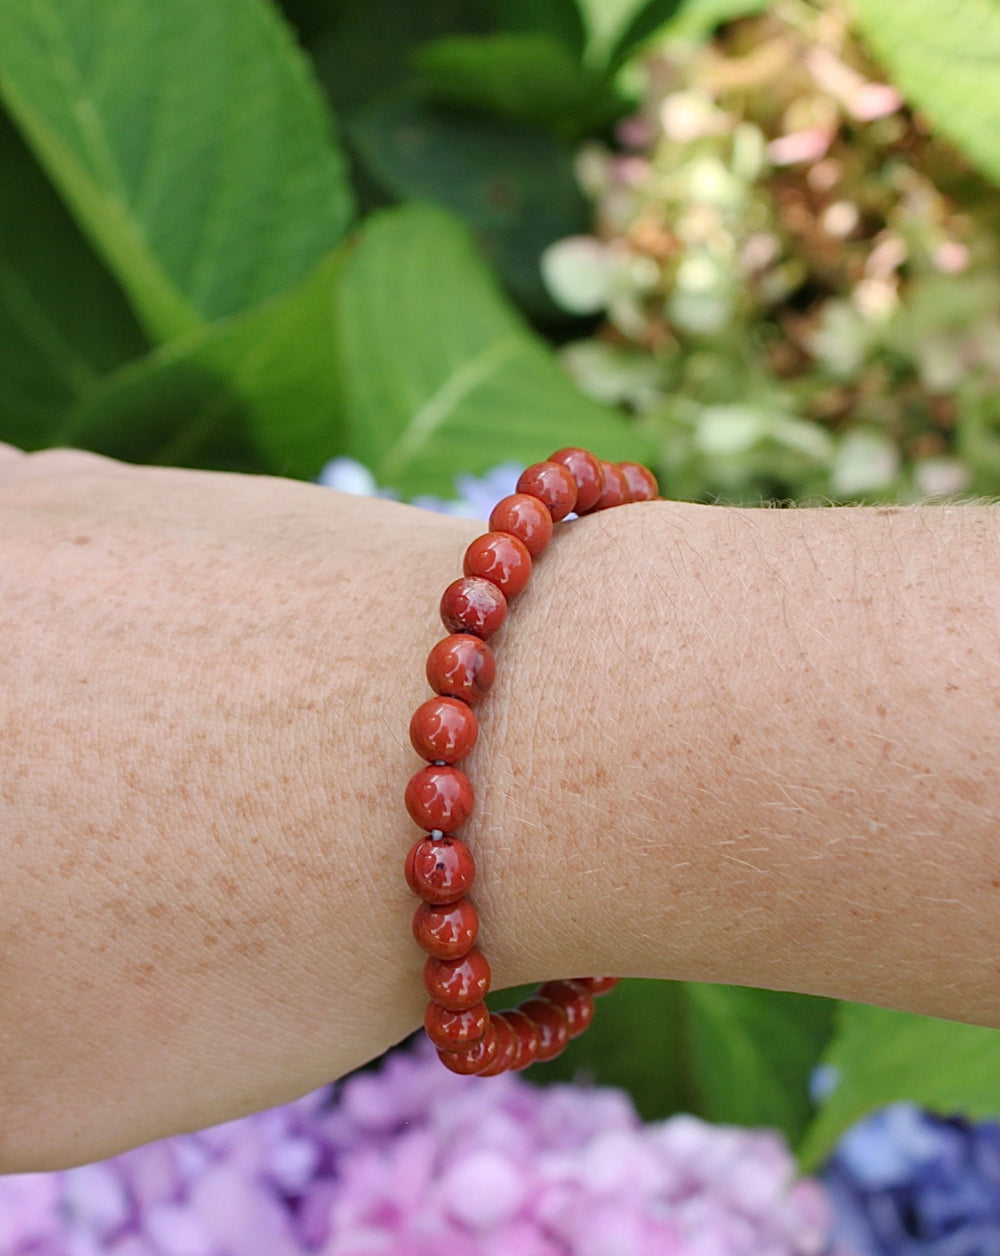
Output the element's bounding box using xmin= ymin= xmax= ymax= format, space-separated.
xmin=404 ymin=447 xmax=659 ymax=1076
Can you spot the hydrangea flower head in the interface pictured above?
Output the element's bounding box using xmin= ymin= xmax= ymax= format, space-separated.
xmin=822 ymin=1101 xmax=1000 ymax=1255
xmin=317 ymin=457 xmax=523 ymax=521
xmin=0 ymin=1037 xmax=844 ymax=1255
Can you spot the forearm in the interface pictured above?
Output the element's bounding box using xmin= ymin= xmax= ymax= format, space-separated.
xmin=3 ymin=457 xmax=999 ymax=1170
xmin=486 ymin=500 xmax=1000 ymax=1027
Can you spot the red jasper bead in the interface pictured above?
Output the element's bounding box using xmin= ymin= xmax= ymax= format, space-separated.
xmin=488 ymin=494 xmax=553 ymax=558
xmin=592 ymin=461 xmax=630 ymax=510
xmin=405 ymin=764 xmax=474 ymax=831
xmin=577 ymin=976 xmax=621 ymax=996
xmin=548 ymin=447 xmax=605 ymax=514
xmin=440 ymin=577 xmax=507 ymax=639
xmin=424 ymin=949 xmax=491 ymax=1010
xmin=539 ymin=979 xmax=596 ymax=1038
xmin=519 ymin=995 xmax=571 ymax=1062
xmin=426 ymin=635 xmax=495 ymax=705
xmin=516 ymin=461 xmax=578 ymax=521
xmin=619 ymin=461 xmax=659 ymax=501
xmin=405 ymin=835 xmax=475 ymax=905
xmin=413 ymin=898 xmax=479 ymax=959
xmin=425 ymin=1000 xmax=489 ymax=1050
xmin=478 ymin=1013 xmax=519 ymax=1076
xmin=463 ymin=532 xmax=532 ymax=597
xmin=437 ymin=1023 xmax=499 ymax=1075
xmin=505 ymin=1008 xmax=541 ymax=1071
xmin=409 ymin=696 xmax=478 ymax=764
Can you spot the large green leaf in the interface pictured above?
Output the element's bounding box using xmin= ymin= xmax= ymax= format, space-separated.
xmin=683 ymin=985 xmax=837 ymax=1141
xmin=0 ymin=0 xmax=353 ymax=343
xmin=574 ymin=0 xmax=686 ymax=67
xmin=349 ymin=94 xmax=590 ymax=315
xmin=334 ymin=204 xmax=650 ymax=497
xmin=537 ymin=980 xmax=835 ymax=1143
xmin=414 ymin=33 xmax=625 ymax=138
xmin=798 ymin=1002 xmax=1000 ymax=1171
xmin=852 ymin=0 xmax=1000 ymax=188
xmin=527 ymin=981 xmax=692 ymax=1121
xmin=0 ymin=106 xmax=146 ymax=449
xmin=57 ymin=248 xmax=345 ymax=474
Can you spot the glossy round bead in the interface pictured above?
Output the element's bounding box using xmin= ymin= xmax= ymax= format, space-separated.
xmin=619 ymin=461 xmax=659 ymax=502
xmin=548 ymin=447 xmax=605 ymax=514
xmin=477 ymin=1013 xmax=519 ymax=1076
xmin=437 ymin=1023 xmax=499 ymax=1075
xmin=412 ymin=897 xmax=479 ymax=959
xmin=463 ymin=532 xmax=532 ymax=597
xmin=424 ymin=1000 xmax=489 ymax=1050
xmin=505 ymin=1008 xmax=541 ymax=1071
xmin=440 ymin=576 xmax=507 ymax=639
xmin=404 ymin=764 xmax=474 ymax=831
xmin=488 ymin=493 xmax=553 ymax=558
xmin=516 ymin=461 xmax=577 ymax=521
xmin=409 ymin=696 xmax=478 ymax=764
xmin=519 ymin=995 xmax=571 ymax=1062
xmin=426 ymin=634 xmax=496 ymax=704
xmin=405 ymin=835 xmax=475 ymax=905
xmin=539 ymin=979 xmax=596 ymax=1038
xmin=424 ymin=949 xmax=491 ymax=1010
xmin=593 ymin=461 xmax=630 ymax=510
xmin=578 ymin=976 xmax=621 ymax=996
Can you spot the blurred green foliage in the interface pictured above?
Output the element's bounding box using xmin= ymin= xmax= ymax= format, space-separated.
xmin=2 ymin=0 xmax=1000 ymax=1166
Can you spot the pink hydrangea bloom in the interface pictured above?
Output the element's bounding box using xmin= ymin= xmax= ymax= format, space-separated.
xmin=0 ymin=1037 xmax=845 ymax=1255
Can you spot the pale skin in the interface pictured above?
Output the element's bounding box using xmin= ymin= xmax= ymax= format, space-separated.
xmin=2 ymin=443 xmax=999 ymax=1173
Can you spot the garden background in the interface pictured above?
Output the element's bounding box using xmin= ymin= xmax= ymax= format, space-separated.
xmin=2 ymin=0 xmax=1000 ymax=1250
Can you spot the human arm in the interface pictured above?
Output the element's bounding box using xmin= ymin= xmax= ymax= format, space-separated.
xmin=2 ymin=447 xmax=998 ymax=1169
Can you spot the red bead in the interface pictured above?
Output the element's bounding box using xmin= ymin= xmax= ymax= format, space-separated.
xmin=548 ymin=447 xmax=605 ymax=514
xmin=463 ymin=532 xmax=532 ymax=598
xmin=505 ymin=1008 xmax=541 ymax=1071
xmin=592 ymin=461 xmax=630 ymax=510
xmin=405 ymin=764 xmax=474 ymax=831
xmin=516 ymin=461 xmax=578 ymax=521
xmin=437 ymin=1023 xmax=499 ymax=1075
xmin=488 ymin=494 xmax=553 ymax=558
xmin=405 ymin=835 xmax=475 ymax=905
xmin=424 ymin=949 xmax=491 ymax=1010
xmin=577 ymin=976 xmax=621 ymax=996
xmin=425 ymin=1000 xmax=489 ymax=1050
xmin=477 ymin=1013 xmax=519 ymax=1076
xmin=426 ymin=635 xmax=495 ymax=705
xmin=519 ymin=995 xmax=571 ymax=1062
xmin=618 ymin=462 xmax=659 ymax=502
xmin=413 ymin=898 xmax=479 ymax=959
xmin=409 ymin=696 xmax=478 ymax=763
xmin=539 ymin=979 xmax=596 ymax=1038
xmin=440 ymin=577 xmax=507 ymax=639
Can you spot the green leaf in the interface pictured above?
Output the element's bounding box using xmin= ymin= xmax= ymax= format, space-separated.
xmin=575 ymin=0 xmax=654 ymax=66
xmin=0 ymin=106 xmax=147 ymax=449
xmin=538 ymin=980 xmax=835 ymax=1142
xmin=798 ymin=1002 xmax=1000 ymax=1171
xmin=575 ymin=0 xmax=686 ymax=67
xmin=415 ymin=33 xmax=625 ymax=138
xmin=665 ymin=0 xmax=769 ymax=40
xmin=0 ymin=0 xmax=353 ymax=343
xmin=57 ymin=248 xmax=346 ymax=475
xmin=349 ymin=95 xmax=591 ymax=316
xmin=335 ymin=204 xmax=650 ymax=497
xmin=852 ymin=0 xmax=1000 ymax=188
xmin=683 ymin=985 xmax=837 ymax=1142
xmin=526 ymin=981 xmax=693 ymax=1120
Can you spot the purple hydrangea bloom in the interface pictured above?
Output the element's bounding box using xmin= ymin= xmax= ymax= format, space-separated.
xmin=822 ymin=1102 xmax=1000 ymax=1255
xmin=317 ymin=457 xmax=523 ymax=520
xmin=0 ymin=1037 xmax=843 ymax=1255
